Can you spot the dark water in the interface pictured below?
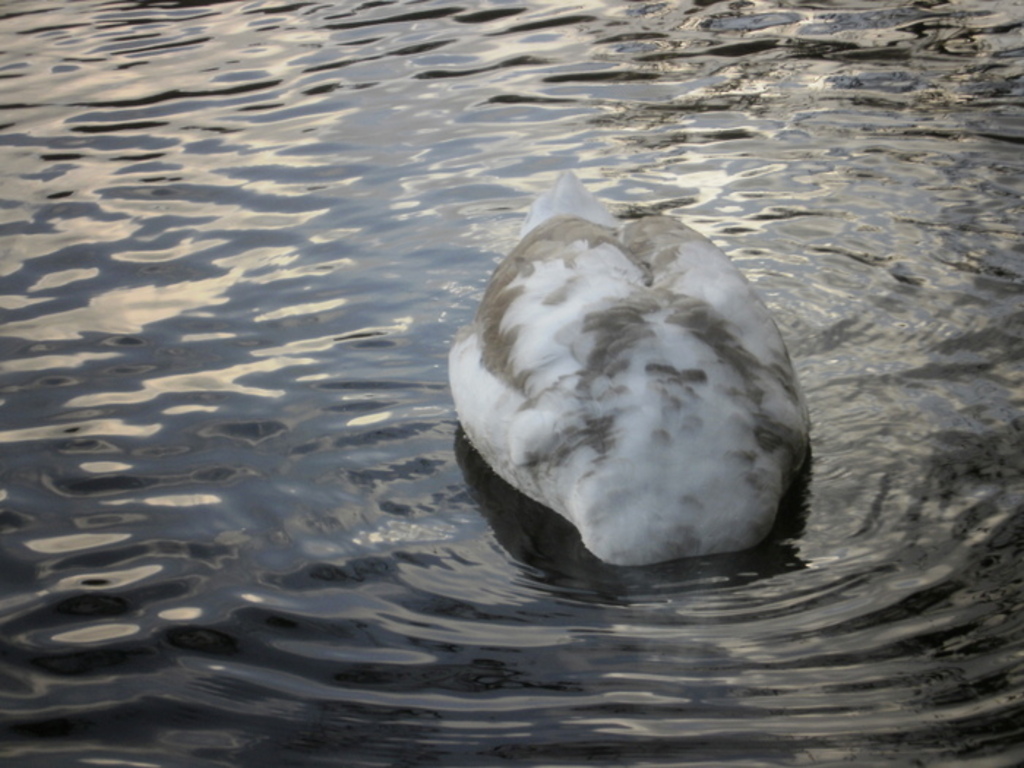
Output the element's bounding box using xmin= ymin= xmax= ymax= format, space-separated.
xmin=2 ymin=0 xmax=1023 ymax=765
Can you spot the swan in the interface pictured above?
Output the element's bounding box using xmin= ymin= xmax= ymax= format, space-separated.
xmin=449 ymin=172 xmax=809 ymax=566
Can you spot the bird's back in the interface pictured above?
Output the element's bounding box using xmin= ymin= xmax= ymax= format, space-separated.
xmin=450 ymin=173 xmax=809 ymax=565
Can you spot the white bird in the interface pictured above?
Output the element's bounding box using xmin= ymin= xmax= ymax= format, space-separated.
xmin=449 ymin=171 xmax=809 ymax=566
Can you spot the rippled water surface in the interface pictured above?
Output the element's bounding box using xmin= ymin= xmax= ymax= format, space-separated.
xmin=2 ymin=0 xmax=1023 ymax=765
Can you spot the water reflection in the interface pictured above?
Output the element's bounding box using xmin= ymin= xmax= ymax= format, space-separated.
xmin=1 ymin=0 xmax=1022 ymax=765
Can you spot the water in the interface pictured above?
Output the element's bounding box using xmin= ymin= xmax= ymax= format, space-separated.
xmin=1 ymin=0 xmax=1023 ymax=765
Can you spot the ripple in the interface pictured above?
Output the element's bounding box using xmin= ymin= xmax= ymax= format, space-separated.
xmin=25 ymin=532 xmax=132 ymax=554
xmin=1 ymin=0 xmax=1022 ymax=765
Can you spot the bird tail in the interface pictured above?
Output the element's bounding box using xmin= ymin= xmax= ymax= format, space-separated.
xmin=520 ymin=171 xmax=618 ymax=236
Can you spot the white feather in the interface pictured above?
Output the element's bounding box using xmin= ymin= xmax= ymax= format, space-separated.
xmin=520 ymin=171 xmax=619 ymax=236
xmin=450 ymin=171 xmax=809 ymax=566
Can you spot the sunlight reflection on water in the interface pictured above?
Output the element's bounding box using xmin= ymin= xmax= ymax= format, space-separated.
xmin=1 ymin=0 xmax=1023 ymax=765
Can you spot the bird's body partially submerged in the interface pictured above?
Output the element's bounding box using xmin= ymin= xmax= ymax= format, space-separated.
xmin=450 ymin=172 xmax=809 ymax=566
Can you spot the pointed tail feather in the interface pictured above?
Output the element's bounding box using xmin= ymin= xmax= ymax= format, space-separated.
xmin=520 ymin=171 xmax=618 ymax=236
